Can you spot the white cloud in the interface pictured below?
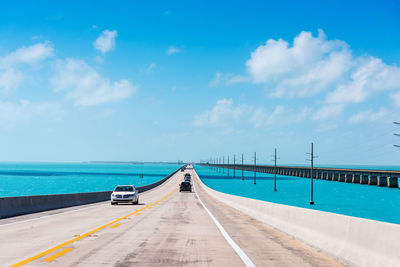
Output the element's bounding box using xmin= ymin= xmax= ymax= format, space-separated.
xmin=93 ymin=30 xmax=118 ymax=53
xmin=0 ymin=42 xmax=53 ymax=94
xmin=194 ymin=98 xmax=311 ymax=129
xmin=348 ymin=108 xmax=389 ymax=123
xmin=391 ymin=91 xmax=400 ymax=107
xmin=246 ymin=30 xmax=352 ymax=98
xmin=0 ymin=100 xmax=61 ymax=128
xmin=326 ymin=57 xmax=400 ymax=104
xmin=0 ymin=68 xmax=24 ymax=94
xmin=194 ymin=98 xmax=251 ymax=127
xmin=51 ymin=58 xmax=137 ymax=106
xmin=244 ymin=30 xmax=400 ymax=105
xmin=166 ymin=46 xmax=181 ymax=55
xmin=312 ymin=104 xmax=344 ymax=120
xmin=2 ymin=41 xmax=53 ymax=65
xmin=209 ymin=72 xmax=248 ymax=87
xmin=249 ymin=105 xmax=312 ymax=128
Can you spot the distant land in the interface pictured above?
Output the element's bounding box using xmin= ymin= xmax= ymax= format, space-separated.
xmin=86 ymin=161 xmax=185 ymax=165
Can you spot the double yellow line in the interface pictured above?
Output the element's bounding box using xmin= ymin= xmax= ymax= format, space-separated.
xmin=11 ymin=189 xmax=176 ymax=267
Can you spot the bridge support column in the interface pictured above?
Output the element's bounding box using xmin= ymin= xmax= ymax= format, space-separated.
xmin=345 ymin=173 xmax=352 ymax=183
xmin=388 ymin=177 xmax=398 ymax=188
xmin=369 ymin=175 xmax=377 ymax=185
xmin=378 ymin=176 xmax=387 ymax=186
xmin=359 ymin=175 xmax=368 ymax=184
xmin=339 ymin=173 xmax=345 ymax=182
xmin=352 ymin=174 xmax=360 ymax=183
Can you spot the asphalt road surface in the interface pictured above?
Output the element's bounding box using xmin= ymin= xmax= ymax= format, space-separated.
xmin=1 ymin=166 xmax=345 ymax=266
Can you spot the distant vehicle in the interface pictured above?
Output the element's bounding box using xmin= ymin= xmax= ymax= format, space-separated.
xmin=111 ymin=185 xmax=139 ymax=205
xmin=184 ymin=173 xmax=191 ymax=178
xmin=184 ymin=176 xmax=191 ymax=182
xmin=180 ymin=181 xmax=192 ymax=192
xmin=180 ymin=167 xmax=185 ymax=172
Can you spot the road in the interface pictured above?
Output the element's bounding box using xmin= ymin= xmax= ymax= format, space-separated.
xmin=1 ymin=166 xmax=345 ymax=266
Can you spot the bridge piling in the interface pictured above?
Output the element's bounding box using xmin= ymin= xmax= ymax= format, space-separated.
xmin=369 ymin=175 xmax=378 ymax=185
xmin=352 ymin=174 xmax=360 ymax=183
xmin=359 ymin=175 xmax=367 ymax=184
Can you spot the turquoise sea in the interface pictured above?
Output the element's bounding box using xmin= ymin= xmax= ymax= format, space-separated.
xmin=0 ymin=163 xmax=182 ymax=197
xmin=195 ymin=165 xmax=400 ymax=225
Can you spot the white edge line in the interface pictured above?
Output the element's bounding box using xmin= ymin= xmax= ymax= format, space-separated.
xmin=192 ymin=169 xmax=256 ymax=267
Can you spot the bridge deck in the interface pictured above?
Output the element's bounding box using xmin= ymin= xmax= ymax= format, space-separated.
xmin=2 ymin=166 xmax=343 ymax=266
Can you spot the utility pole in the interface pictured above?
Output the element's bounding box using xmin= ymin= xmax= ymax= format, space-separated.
xmin=233 ymin=154 xmax=236 ymax=178
xmin=254 ymin=152 xmax=257 ymax=185
xmin=306 ymin=142 xmax=318 ymax=205
xmin=271 ymin=148 xmax=279 ymax=192
xmin=241 ymin=153 xmax=244 ymax=181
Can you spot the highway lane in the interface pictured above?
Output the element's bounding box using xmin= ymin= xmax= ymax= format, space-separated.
xmin=1 ymin=166 xmax=345 ymax=266
xmin=2 ymin=168 xmax=243 ymax=266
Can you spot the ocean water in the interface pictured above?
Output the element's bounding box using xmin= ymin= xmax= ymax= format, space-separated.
xmin=195 ymin=165 xmax=400 ymax=225
xmin=0 ymin=163 xmax=182 ymax=197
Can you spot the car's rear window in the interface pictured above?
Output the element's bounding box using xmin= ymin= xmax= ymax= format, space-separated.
xmin=115 ymin=186 xmax=134 ymax=192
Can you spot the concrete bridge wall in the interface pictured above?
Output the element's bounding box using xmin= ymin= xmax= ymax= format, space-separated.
xmin=0 ymin=168 xmax=181 ymax=219
xmin=194 ymin=170 xmax=400 ymax=267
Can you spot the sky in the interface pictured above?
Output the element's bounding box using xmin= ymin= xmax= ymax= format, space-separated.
xmin=0 ymin=0 xmax=400 ymax=165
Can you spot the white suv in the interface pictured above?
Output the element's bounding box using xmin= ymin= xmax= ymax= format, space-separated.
xmin=111 ymin=185 xmax=139 ymax=205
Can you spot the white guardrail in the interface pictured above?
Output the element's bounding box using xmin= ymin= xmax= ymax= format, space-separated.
xmin=193 ymin=169 xmax=400 ymax=267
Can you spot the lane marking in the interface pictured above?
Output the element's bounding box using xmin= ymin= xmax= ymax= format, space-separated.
xmin=135 ymin=212 xmax=141 ymax=215
xmin=42 ymin=248 xmax=74 ymax=262
xmin=110 ymin=223 xmax=121 ymax=229
xmin=110 ymin=223 xmax=121 ymax=228
xmin=10 ymin=189 xmax=176 ymax=267
xmin=192 ymin=170 xmax=256 ymax=267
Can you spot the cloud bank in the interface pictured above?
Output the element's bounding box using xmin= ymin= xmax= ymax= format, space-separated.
xmin=51 ymin=58 xmax=137 ymax=106
xmin=0 ymin=42 xmax=53 ymax=94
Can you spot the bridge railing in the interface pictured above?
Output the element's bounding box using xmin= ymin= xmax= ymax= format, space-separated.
xmin=200 ymin=163 xmax=400 ymax=188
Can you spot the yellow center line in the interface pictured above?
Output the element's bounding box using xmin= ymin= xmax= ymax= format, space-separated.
xmin=135 ymin=212 xmax=141 ymax=215
xmin=42 ymin=248 xmax=74 ymax=262
xmin=10 ymin=189 xmax=176 ymax=267
xmin=110 ymin=223 xmax=121 ymax=229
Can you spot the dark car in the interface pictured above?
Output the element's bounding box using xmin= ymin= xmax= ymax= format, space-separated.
xmin=180 ymin=181 xmax=192 ymax=192
xmin=184 ymin=173 xmax=191 ymax=178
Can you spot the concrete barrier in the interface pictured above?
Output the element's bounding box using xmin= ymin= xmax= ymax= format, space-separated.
xmin=194 ymin=170 xmax=400 ymax=267
xmin=0 ymin=168 xmax=180 ymax=219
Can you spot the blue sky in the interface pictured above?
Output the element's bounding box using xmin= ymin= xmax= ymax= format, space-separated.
xmin=0 ymin=0 xmax=400 ymax=165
